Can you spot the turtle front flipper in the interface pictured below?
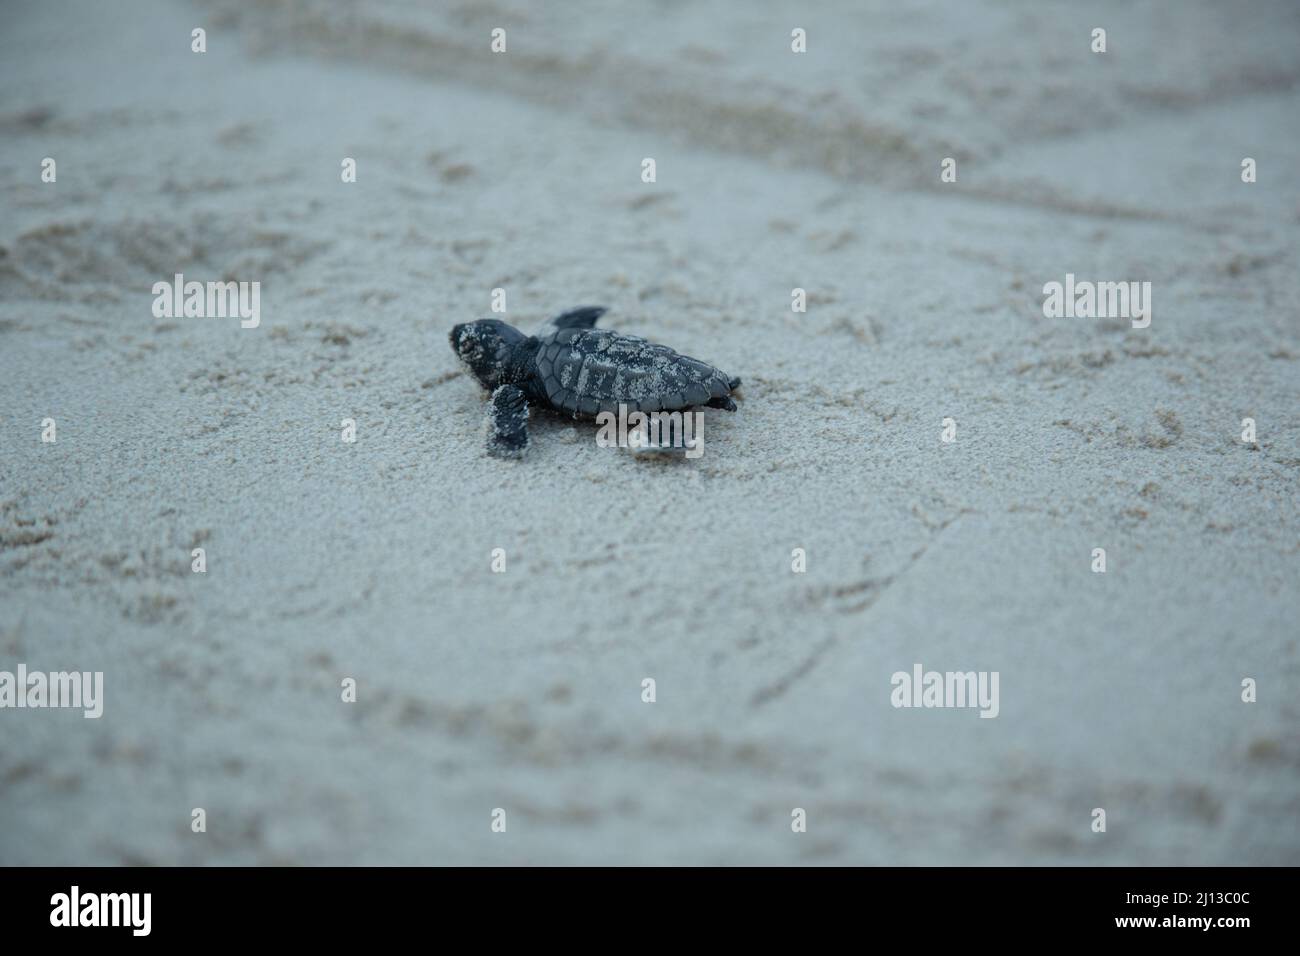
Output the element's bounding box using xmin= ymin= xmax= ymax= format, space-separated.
xmin=487 ymin=384 xmax=530 ymax=458
xmin=543 ymin=306 xmax=607 ymax=330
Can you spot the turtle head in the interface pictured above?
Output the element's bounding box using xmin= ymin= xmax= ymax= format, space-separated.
xmin=449 ymin=319 xmax=527 ymax=390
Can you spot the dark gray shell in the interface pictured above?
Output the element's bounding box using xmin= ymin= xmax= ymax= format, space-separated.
xmin=533 ymin=327 xmax=733 ymax=418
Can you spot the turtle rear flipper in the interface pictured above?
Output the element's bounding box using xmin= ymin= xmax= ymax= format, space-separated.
xmin=487 ymin=384 xmax=530 ymax=458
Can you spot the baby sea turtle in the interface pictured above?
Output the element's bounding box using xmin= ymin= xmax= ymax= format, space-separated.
xmin=450 ymin=306 xmax=741 ymax=458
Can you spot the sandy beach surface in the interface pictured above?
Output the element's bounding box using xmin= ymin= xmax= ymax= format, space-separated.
xmin=2 ymin=0 xmax=1298 ymax=864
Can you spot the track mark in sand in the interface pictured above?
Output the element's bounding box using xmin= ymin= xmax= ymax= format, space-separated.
xmin=0 ymin=528 xmax=54 ymax=550
xmin=361 ymin=690 xmax=804 ymax=778
xmin=749 ymin=636 xmax=836 ymax=709
xmin=920 ymin=179 xmax=1178 ymax=225
xmin=625 ymin=191 xmax=677 ymax=211
xmin=422 ymin=369 xmax=463 ymax=389
xmin=749 ymin=513 xmax=966 ymax=709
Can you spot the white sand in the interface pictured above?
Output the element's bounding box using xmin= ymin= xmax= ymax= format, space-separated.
xmin=1 ymin=0 xmax=1297 ymax=864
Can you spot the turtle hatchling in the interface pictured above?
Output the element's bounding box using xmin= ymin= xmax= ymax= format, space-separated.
xmin=449 ymin=306 xmax=741 ymax=458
